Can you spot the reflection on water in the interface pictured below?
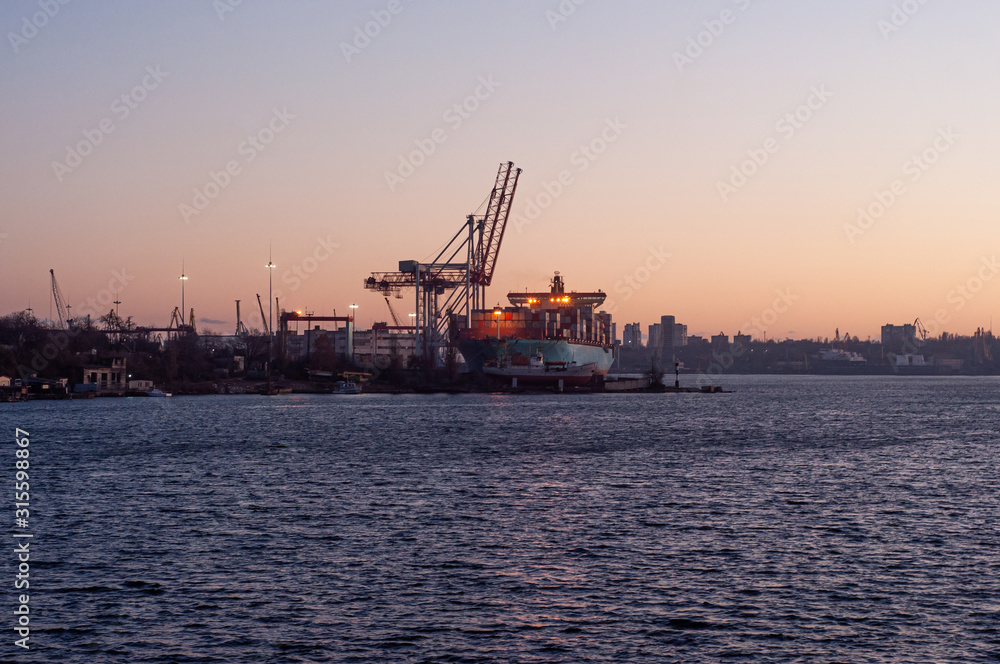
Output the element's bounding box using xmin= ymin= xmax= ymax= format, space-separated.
xmin=14 ymin=376 xmax=1000 ymax=662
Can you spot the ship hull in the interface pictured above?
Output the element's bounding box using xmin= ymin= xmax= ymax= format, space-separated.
xmin=460 ymin=338 xmax=614 ymax=385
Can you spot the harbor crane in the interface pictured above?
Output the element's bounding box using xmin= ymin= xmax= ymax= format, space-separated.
xmin=235 ymin=300 xmax=249 ymax=336
xmin=50 ymin=269 xmax=71 ymax=329
xmin=383 ymin=297 xmax=403 ymax=327
xmin=364 ymin=161 xmax=521 ymax=365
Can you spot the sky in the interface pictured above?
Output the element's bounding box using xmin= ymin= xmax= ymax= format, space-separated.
xmin=2 ymin=0 xmax=999 ymax=341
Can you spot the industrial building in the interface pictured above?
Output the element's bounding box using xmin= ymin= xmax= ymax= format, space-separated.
xmin=881 ymin=323 xmax=918 ymax=352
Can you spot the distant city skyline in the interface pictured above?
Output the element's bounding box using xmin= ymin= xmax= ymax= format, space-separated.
xmin=3 ymin=1 xmax=999 ymax=339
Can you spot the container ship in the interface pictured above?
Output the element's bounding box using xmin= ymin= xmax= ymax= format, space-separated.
xmin=456 ymin=273 xmax=614 ymax=386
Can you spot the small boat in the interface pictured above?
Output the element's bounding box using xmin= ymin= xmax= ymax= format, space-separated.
xmin=331 ymin=381 xmax=361 ymax=395
xmin=484 ymin=352 xmax=598 ymax=386
xmin=147 ymin=389 xmax=172 ymax=397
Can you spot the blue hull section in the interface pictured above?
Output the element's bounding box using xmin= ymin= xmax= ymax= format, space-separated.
xmin=460 ymin=338 xmax=614 ymax=377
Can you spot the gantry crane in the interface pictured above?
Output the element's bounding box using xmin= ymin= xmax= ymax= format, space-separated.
xmin=364 ymin=161 xmax=521 ymax=364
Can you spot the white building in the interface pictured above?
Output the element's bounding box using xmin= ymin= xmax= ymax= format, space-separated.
xmin=284 ymin=326 xmax=416 ymax=369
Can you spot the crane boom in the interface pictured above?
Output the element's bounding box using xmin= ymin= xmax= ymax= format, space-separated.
xmin=384 ymin=297 xmax=402 ymax=326
xmin=474 ymin=161 xmax=521 ymax=287
xmin=257 ymin=294 xmax=269 ymax=334
xmin=50 ymin=269 xmax=70 ymax=329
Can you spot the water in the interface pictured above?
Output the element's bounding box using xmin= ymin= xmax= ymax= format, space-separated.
xmin=6 ymin=376 xmax=1000 ymax=662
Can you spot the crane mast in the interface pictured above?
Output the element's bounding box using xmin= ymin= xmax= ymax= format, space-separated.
xmin=235 ymin=300 xmax=249 ymax=336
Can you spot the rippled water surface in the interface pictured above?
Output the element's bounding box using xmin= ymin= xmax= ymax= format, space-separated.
xmin=8 ymin=376 xmax=1000 ymax=662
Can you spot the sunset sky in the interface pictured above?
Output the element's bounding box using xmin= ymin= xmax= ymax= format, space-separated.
xmin=2 ymin=0 xmax=999 ymax=341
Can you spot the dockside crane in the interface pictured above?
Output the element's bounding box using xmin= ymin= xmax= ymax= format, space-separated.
xmin=384 ymin=297 xmax=403 ymax=326
xmin=235 ymin=300 xmax=249 ymax=336
xmin=256 ymin=294 xmax=269 ymax=335
xmin=49 ymin=269 xmax=71 ymax=329
xmin=168 ymin=307 xmax=184 ymax=338
xmin=364 ymin=161 xmax=522 ymax=365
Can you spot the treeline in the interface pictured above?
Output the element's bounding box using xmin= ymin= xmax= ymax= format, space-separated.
xmin=0 ymin=311 xmax=358 ymax=387
xmin=0 ymin=312 xmax=238 ymax=385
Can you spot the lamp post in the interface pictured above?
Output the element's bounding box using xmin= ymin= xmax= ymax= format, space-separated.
xmin=179 ymin=264 xmax=188 ymax=324
xmin=408 ymin=313 xmax=416 ymax=360
xmin=265 ymin=256 xmax=276 ymax=385
xmin=494 ymin=308 xmax=502 ymax=340
xmin=349 ymin=304 xmax=359 ymax=365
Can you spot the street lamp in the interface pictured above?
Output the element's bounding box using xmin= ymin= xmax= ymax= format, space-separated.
xmin=265 ymin=256 xmax=276 ymax=381
xmin=265 ymin=260 xmax=276 ymax=333
xmin=179 ymin=263 xmax=188 ymax=322
xmin=494 ymin=308 xmax=502 ymax=340
xmin=349 ymin=304 xmax=359 ymax=366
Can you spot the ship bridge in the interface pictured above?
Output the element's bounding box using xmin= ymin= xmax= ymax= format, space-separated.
xmin=507 ymin=292 xmax=607 ymax=309
xmin=507 ymin=271 xmax=605 ymax=310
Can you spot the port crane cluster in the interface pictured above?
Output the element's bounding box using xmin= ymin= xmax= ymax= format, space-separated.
xmin=43 ymin=162 xmax=523 ymax=366
xmin=49 ymin=268 xmax=196 ymax=343
xmin=364 ymin=161 xmax=521 ymax=364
